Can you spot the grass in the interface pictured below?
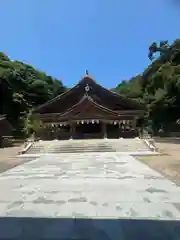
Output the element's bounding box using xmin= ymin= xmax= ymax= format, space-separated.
xmin=136 ymin=154 xmax=180 ymax=186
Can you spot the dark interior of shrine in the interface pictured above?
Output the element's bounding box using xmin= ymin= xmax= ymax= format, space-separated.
xmin=40 ymin=121 xmax=139 ymax=140
xmin=74 ymin=123 xmax=102 ymax=139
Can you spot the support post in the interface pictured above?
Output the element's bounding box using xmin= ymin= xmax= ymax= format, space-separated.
xmin=70 ymin=123 xmax=75 ymax=140
xmin=118 ymin=123 xmax=121 ymax=138
xmin=140 ymin=119 xmax=144 ymax=139
xmin=102 ymin=122 xmax=107 ymax=139
xmin=132 ymin=117 xmax=137 ymax=129
xmin=133 ymin=117 xmax=140 ymax=138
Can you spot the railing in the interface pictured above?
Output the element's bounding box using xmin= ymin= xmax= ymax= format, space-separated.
xmin=19 ymin=135 xmax=36 ymax=154
xmin=141 ymin=131 xmax=157 ymax=152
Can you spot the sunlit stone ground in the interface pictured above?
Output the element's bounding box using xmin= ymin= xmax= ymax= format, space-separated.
xmin=0 ymin=152 xmax=180 ymax=239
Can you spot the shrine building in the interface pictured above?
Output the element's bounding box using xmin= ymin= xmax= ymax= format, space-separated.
xmin=34 ymin=72 xmax=146 ymax=140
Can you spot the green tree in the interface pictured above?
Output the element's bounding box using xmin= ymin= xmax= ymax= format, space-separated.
xmin=115 ymin=39 xmax=180 ymax=135
xmin=23 ymin=111 xmax=43 ymax=137
xmin=0 ymin=53 xmax=66 ymax=136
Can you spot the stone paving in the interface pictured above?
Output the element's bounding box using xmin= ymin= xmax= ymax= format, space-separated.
xmin=0 ymin=152 xmax=180 ymax=239
xmin=1 ymin=152 xmax=180 ymax=219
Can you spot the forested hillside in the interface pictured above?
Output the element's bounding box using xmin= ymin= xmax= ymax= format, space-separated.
xmin=0 ymin=53 xmax=66 ymax=136
xmin=1 ymin=39 xmax=180 ymax=137
xmin=115 ymin=39 xmax=180 ymax=135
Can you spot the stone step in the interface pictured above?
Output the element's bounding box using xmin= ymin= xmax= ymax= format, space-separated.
xmin=48 ymin=149 xmax=115 ymax=153
xmin=29 ymin=148 xmax=115 ymax=153
xmin=26 ymin=139 xmax=151 ymax=154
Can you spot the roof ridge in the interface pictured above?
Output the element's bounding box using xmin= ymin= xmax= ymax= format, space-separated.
xmin=87 ymin=95 xmax=119 ymax=114
xmin=34 ymin=75 xmax=97 ymax=112
xmin=78 ymin=74 xmax=96 ymax=83
xmin=59 ymin=94 xmax=119 ymax=117
xmin=33 ymin=74 xmax=145 ymax=113
xmin=96 ymin=83 xmax=145 ymax=109
xmin=33 ymin=84 xmax=79 ymax=112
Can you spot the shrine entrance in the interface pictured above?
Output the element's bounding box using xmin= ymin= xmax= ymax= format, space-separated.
xmin=40 ymin=118 xmax=141 ymax=140
xmin=74 ymin=121 xmax=102 ymax=139
xmin=107 ymin=124 xmax=119 ymax=139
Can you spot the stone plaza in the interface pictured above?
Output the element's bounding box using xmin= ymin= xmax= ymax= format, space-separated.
xmin=0 ymin=149 xmax=180 ymax=239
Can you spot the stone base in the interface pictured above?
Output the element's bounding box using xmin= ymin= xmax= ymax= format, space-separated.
xmin=0 ymin=136 xmax=13 ymax=148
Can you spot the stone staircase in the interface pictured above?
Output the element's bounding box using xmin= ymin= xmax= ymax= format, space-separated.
xmin=27 ymin=138 xmax=151 ymax=154
xmin=48 ymin=140 xmax=114 ymax=153
xmin=112 ymin=138 xmax=150 ymax=152
xmin=26 ymin=141 xmax=51 ymax=154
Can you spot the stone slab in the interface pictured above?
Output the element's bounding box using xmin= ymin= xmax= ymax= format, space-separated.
xmin=20 ymin=150 xmax=160 ymax=158
xmin=0 ymin=152 xmax=180 ymax=219
xmin=0 ymin=152 xmax=180 ymax=239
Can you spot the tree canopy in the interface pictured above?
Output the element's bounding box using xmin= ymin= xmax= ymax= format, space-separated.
xmin=0 ymin=53 xmax=66 ymax=136
xmin=2 ymin=39 xmax=180 ymax=137
xmin=115 ymin=39 xmax=180 ymax=135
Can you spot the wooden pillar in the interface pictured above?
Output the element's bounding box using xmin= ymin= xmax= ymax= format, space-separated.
xmin=69 ymin=123 xmax=74 ymax=139
xmin=139 ymin=118 xmax=144 ymax=138
xmin=133 ymin=117 xmax=140 ymax=138
xmin=102 ymin=122 xmax=107 ymax=139
xmin=132 ymin=117 xmax=137 ymax=129
xmin=54 ymin=124 xmax=57 ymax=139
xmin=70 ymin=122 xmax=76 ymax=139
xmin=118 ymin=122 xmax=122 ymax=138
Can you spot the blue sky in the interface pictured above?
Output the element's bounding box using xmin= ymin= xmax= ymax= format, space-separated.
xmin=0 ymin=0 xmax=180 ymax=88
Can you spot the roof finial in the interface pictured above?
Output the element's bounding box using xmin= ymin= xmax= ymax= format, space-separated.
xmin=85 ymin=69 xmax=89 ymax=75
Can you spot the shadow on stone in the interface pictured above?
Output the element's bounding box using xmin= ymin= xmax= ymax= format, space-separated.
xmin=0 ymin=217 xmax=179 ymax=239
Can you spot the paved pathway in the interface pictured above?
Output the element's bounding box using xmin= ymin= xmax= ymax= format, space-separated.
xmin=0 ymin=152 xmax=180 ymax=239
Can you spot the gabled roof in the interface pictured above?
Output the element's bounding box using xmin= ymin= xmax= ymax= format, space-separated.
xmin=58 ymin=94 xmax=120 ymax=118
xmin=34 ymin=73 xmax=145 ymax=114
xmin=39 ymin=95 xmax=144 ymax=122
xmin=34 ymin=74 xmax=95 ymax=112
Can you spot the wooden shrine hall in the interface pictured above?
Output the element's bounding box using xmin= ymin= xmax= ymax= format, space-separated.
xmin=34 ymin=72 xmax=146 ymax=140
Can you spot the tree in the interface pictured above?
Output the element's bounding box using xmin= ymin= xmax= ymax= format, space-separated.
xmin=22 ymin=111 xmax=43 ymax=137
xmin=148 ymin=41 xmax=170 ymax=60
xmin=1 ymin=53 xmax=66 ymax=136
xmin=115 ymin=39 xmax=180 ymax=135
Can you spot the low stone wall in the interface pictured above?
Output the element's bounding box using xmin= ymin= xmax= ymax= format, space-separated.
xmin=0 ymin=136 xmax=13 ymax=148
xmin=21 ymin=142 xmax=34 ymax=154
xmin=155 ymin=132 xmax=180 ymax=137
xmin=143 ymin=138 xmax=157 ymax=152
xmin=168 ymin=132 xmax=180 ymax=137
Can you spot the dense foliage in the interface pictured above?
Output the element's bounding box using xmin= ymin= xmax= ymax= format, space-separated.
xmin=115 ymin=39 xmax=180 ymax=135
xmin=2 ymin=39 xmax=180 ymax=137
xmin=0 ymin=53 xmax=65 ymax=136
